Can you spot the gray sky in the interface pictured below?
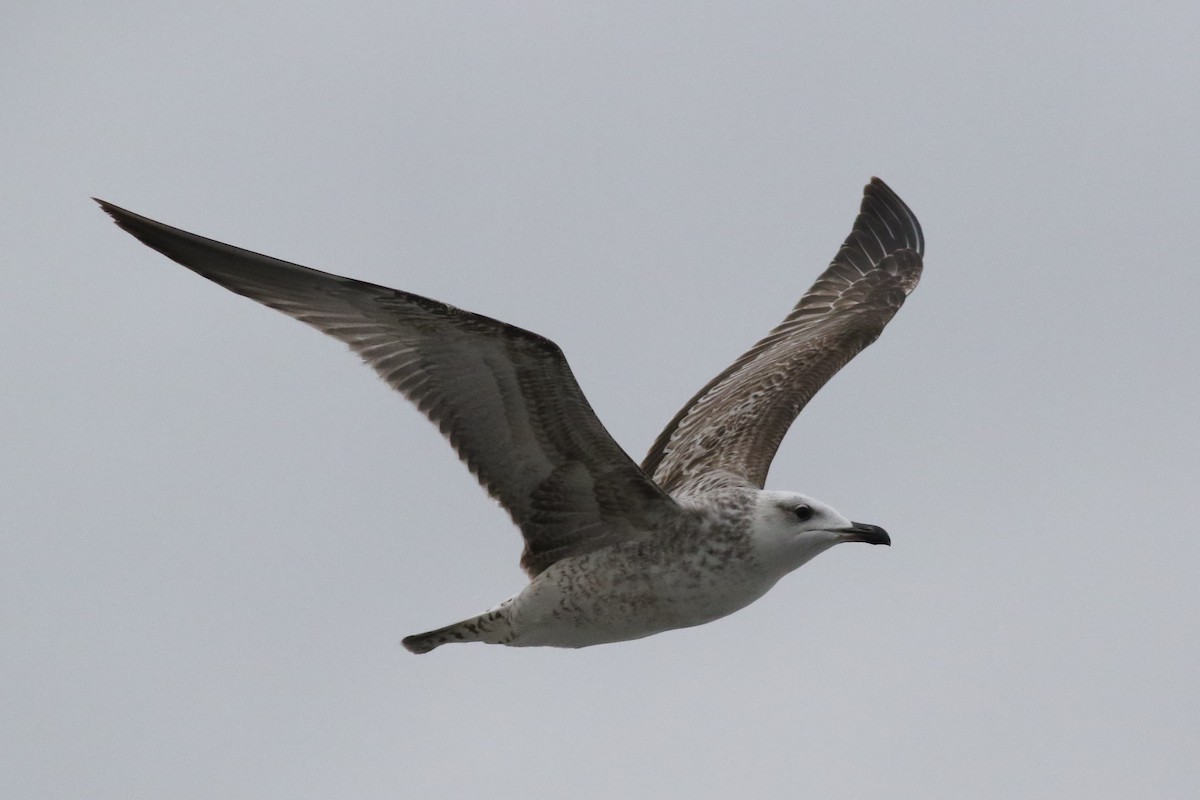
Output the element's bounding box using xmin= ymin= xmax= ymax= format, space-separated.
xmin=5 ymin=2 xmax=1199 ymax=798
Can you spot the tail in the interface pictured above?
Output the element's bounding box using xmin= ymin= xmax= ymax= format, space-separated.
xmin=401 ymin=604 xmax=513 ymax=655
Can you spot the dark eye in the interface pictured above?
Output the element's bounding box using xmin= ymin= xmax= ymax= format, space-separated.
xmin=792 ymin=504 xmax=814 ymax=522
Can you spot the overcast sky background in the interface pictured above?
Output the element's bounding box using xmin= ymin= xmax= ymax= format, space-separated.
xmin=5 ymin=3 xmax=1199 ymax=798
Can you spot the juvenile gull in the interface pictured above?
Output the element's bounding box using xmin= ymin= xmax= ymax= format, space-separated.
xmin=96 ymin=178 xmax=923 ymax=654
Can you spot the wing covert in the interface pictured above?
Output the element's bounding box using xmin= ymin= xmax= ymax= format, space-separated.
xmin=641 ymin=178 xmax=923 ymax=494
xmin=98 ymin=200 xmax=676 ymax=576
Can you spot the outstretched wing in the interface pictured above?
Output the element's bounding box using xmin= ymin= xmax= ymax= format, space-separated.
xmin=641 ymin=178 xmax=923 ymax=494
xmin=98 ymin=201 xmax=676 ymax=576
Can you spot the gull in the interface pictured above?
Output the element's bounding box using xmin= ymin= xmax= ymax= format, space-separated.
xmin=97 ymin=178 xmax=923 ymax=654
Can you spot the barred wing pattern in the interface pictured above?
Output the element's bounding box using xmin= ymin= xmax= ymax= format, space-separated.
xmin=97 ymin=201 xmax=676 ymax=576
xmin=641 ymin=178 xmax=924 ymax=494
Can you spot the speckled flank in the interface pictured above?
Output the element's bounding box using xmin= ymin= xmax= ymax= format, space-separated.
xmin=402 ymin=487 xmax=776 ymax=652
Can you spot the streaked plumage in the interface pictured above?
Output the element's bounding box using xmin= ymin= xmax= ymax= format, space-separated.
xmin=97 ymin=177 xmax=923 ymax=653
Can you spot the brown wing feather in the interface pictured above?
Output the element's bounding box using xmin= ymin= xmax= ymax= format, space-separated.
xmin=97 ymin=201 xmax=676 ymax=576
xmin=641 ymin=178 xmax=923 ymax=494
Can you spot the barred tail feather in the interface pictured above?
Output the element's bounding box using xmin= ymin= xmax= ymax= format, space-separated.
xmin=401 ymin=604 xmax=514 ymax=654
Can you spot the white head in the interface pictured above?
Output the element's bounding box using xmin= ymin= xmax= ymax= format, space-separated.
xmin=750 ymin=490 xmax=890 ymax=577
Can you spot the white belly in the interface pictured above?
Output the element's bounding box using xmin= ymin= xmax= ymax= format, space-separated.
xmin=504 ymin=544 xmax=777 ymax=648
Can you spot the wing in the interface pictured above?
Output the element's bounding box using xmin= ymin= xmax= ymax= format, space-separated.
xmin=641 ymin=178 xmax=923 ymax=494
xmin=97 ymin=200 xmax=676 ymax=577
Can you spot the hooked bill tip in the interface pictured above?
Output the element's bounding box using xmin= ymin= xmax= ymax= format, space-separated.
xmin=842 ymin=522 xmax=890 ymax=546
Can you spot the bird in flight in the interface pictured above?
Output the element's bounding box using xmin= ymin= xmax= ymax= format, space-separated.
xmin=97 ymin=178 xmax=923 ymax=654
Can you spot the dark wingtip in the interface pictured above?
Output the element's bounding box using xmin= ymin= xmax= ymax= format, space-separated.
xmin=94 ymin=198 xmax=179 ymax=263
xmin=861 ymin=177 xmax=924 ymax=257
xmin=93 ymin=197 xmax=123 ymax=217
xmin=94 ymin=197 xmax=153 ymax=243
xmin=865 ymin=176 xmax=903 ymax=203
